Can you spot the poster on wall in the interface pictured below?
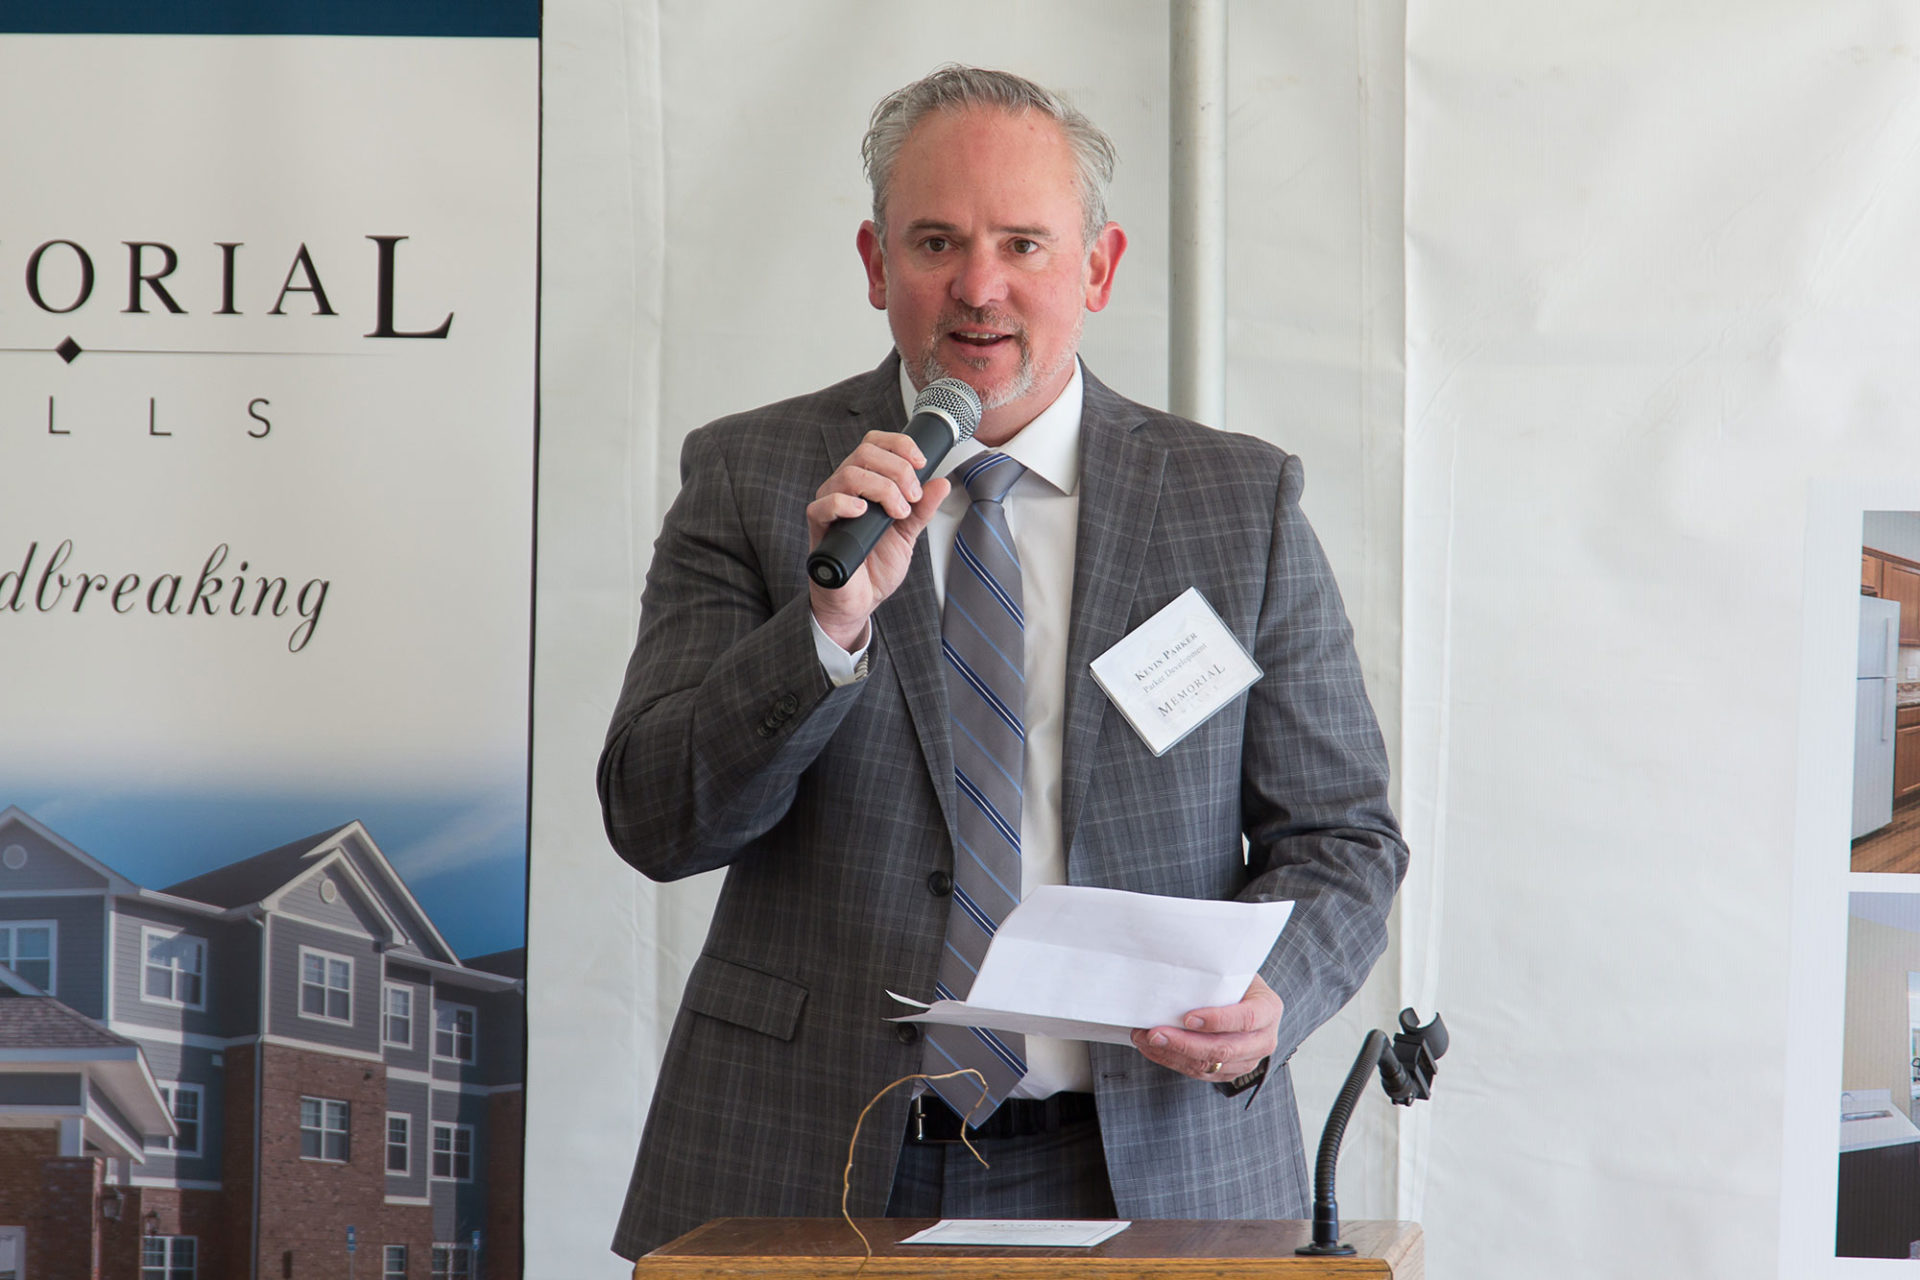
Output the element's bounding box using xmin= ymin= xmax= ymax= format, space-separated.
xmin=1784 ymin=500 xmax=1920 ymax=1276
xmin=1835 ymin=517 xmax=1920 ymax=1261
xmin=0 ymin=4 xmax=538 ymax=1279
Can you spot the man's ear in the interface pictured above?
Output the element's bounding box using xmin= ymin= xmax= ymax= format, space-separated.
xmin=1082 ymin=222 xmax=1128 ymax=313
xmin=857 ymin=221 xmax=888 ymax=311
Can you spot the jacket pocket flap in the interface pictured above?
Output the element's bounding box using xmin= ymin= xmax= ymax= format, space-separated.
xmin=682 ymin=954 xmax=808 ymax=1041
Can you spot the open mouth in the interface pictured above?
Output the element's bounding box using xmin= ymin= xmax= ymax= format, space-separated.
xmin=949 ymin=329 xmax=1014 ymax=348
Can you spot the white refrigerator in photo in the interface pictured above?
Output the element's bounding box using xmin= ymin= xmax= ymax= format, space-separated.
xmin=1854 ymin=595 xmax=1902 ymax=839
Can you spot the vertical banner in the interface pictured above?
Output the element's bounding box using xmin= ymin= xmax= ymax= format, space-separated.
xmin=1785 ymin=491 xmax=1920 ymax=1278
xmin=0 ymin=5 xmax=537 ymax=1279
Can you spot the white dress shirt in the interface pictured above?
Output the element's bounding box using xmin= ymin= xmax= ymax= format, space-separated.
xmin=812 ymin=360 xmax=1092 ymax=1097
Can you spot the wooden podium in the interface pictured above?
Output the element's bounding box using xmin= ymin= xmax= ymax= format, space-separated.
xmin=634 ymin=1218 xmax=1423 ymax=1278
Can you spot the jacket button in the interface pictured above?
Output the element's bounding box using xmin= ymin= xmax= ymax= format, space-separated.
xmin=927 ymin=870 xmax=952 ymax=897
xmin=895 ymin=1022 xmax=922 ymax=1044
xmin=755 ymin=724 xmax=775 ymax=739
xmin=775 ymin=693 xmax=799 ymax=715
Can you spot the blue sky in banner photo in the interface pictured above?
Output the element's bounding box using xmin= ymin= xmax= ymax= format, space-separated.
xmin=10 ymin=786 xmax=526 ymax=959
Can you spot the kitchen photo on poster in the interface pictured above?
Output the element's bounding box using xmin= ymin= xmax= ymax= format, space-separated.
xmin=1852 ymin=514 xmax=1920 ymax=873
xmin=1839 ymin=892 xmax=1920 ymax=1259
xmin=0 ymin=6 xmax=537 ymax=1280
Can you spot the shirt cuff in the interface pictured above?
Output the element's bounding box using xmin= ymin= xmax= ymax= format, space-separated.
xmin=809 ymin=612 xmax=872 ymax=687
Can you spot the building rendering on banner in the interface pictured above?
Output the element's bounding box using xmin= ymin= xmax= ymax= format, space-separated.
xmin=0 ymin=806 xmax=524 ymax=1280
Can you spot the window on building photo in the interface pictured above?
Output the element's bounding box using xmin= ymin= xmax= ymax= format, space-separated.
xmin=142 ymin=930 xmax=206 ymax=1007
xmin=384 ymin=1244 xmax=408 ymax=1279
xmin=145 ymin=1083 xmax=202 ymax=1156
xmin=299 ymin=1096 xmax=349 ymax=1161
xmin=384 ymin=982 xmax=413 ymax=1045
xmin=434 ymin=1002 xmax=475 ymax=1062
xmin=430 ymin=1245 xmax=470 ymax=1280
xmin=387 ymin=1113 xmax=410 ymax=1173
xmin=0 ymin=921 xmax=54 ymax=992
xmin=141 ymin=1236 xmax=196 ymax=1280
xmin=431 ymin=1123 xmax=473 ymax=1181
xmin=300 ymin=949 xmax=352 ymax=1021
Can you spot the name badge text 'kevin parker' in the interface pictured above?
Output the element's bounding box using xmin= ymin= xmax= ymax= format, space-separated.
xmin=1089 ymin=587 xmax=1262 ymax=757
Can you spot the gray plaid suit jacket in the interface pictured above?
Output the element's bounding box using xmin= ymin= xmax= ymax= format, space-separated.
xmin=599 ymin=355 xmax=1406 ymax=1260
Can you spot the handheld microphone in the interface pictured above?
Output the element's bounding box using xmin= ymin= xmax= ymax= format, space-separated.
xmin=807 ymin=377 xmax=982 ymax=590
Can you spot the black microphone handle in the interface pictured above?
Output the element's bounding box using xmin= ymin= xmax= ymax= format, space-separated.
xmin=807 ymin=410 xmax=962 ymax=589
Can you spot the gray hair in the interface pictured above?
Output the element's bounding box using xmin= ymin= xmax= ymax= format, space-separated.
xmin=862 ymin=64 xmax=1117 ymax=248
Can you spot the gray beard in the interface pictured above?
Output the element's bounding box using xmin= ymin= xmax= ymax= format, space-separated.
xmin=909 ymin=339 xmax=1034 ymax=412
xmin=908 ymin=318 xmax=1082 ymax=413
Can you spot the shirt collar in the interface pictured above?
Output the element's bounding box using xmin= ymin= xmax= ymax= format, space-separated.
xmin=895 ymin=358 xmax=1083 ymax=496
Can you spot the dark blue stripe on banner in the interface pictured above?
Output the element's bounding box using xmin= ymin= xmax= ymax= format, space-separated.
xmin=0 ymin=1 xmax=538 ymax=36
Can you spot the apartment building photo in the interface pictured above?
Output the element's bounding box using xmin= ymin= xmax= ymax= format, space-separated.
xmin=0 ymin=806 xmax=524 ymax=1280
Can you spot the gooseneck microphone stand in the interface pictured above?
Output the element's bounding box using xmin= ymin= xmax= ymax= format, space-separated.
xmin=1296 ymin=1007 xmax=1448 ymax=1257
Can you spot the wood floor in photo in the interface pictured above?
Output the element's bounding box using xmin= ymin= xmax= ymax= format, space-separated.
xmin=1852 ymin=804 xmax=1920 ymax=874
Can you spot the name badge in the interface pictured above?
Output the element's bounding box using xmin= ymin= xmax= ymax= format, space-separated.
xmin=1089 ymin=587 xmax=1262 ymax=756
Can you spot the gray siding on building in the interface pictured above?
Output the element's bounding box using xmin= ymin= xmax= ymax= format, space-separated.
xmin=428 ymin=1088 xmax=489 ymax=1244
xmin=473 ymin=988 xmax=524 ymax=1086
xmin=338 ymin=832 xmax=449 ymax=964
xmin=384 ymin=1077 xmax=431 ymax=1198
xmin=112 ymin=905 xmax=225 ymax=1038
xmin=0 ymin=1071 xmax=81 ymax=1105
xmin=267 ymin=916 xmax=379 ymax=1055
xmin=209 ymin=917 xmax=262 ymax=1037
xmin=428 ymin=992 xmax=485 ymax=1087
xmin=278 ymin=870 xmax=382 ymax=938
xmin=0 ymin=895 xmax=105 ymax=1015
xmin=135 ymin=1044 xmax=225 ymax=1185
xmin=134 ymin=1034 xmax=185 ymax=1084
xmin=385 ymin=962 xmax=433 ymax=990
xmin=429 ymin=1089 xmax=489 ymax=1141
xmin=419 ymin=982 xmax=522 ymax=1089
xmin=431 ymin=1182 xmax=488 ymax=1248
xmin=0 ymin=826 xmax=109 ymax=891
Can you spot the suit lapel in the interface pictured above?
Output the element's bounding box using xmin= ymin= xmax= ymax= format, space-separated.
xmin=827 ymin=357 xmax=960 ymax=845
xmin=1061 ymin=372 xmax=1164 ymax=866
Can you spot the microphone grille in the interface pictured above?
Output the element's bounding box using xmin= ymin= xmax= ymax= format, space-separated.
xmin=914 ymin=377 xmax=983 ymax=440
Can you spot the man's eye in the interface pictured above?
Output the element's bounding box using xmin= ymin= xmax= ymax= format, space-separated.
xmin=1010 ymin=239 xmax=1039 ymax=255
xmin=922 ymin=237 xmax=950 ymax=253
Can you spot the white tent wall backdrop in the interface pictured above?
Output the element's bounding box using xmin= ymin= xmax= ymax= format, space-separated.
xmin=1405 ymin=4 xmax=1920 ymax=1277
xmin=530 ymin=3 xmax=1914 ymax=1277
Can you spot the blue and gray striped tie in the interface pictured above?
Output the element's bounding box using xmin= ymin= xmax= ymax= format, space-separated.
xmin=927 ymin=451 xmax=1030 ymax=1118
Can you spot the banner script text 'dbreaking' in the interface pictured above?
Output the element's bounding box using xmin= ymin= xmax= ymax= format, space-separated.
xmin=1 ymin=540 xmax=329 ymax=652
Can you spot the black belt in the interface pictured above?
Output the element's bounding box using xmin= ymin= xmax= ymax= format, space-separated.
xmin=908 ymin=1091 xmax=1098 ymax=1143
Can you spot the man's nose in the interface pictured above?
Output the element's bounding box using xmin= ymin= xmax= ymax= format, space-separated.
xmin=949 ymin=249 xmax=1010 ymax=309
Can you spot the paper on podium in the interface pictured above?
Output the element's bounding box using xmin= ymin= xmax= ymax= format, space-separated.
xmin=888 ymin=884 xmax=1293 ymax=1045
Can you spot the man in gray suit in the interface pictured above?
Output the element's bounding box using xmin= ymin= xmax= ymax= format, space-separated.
xmin=600 ymin=65 xmax=1406 ymax=1259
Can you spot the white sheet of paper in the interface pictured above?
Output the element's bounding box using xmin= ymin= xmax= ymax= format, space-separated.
xmin=888 ymin=884 xmax=1293 ymax=1044
xmin=1088 ymin=587 xmax=1263 ymax=756
xmin=900 ymin=1219 xmax=1131 ymax=1248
